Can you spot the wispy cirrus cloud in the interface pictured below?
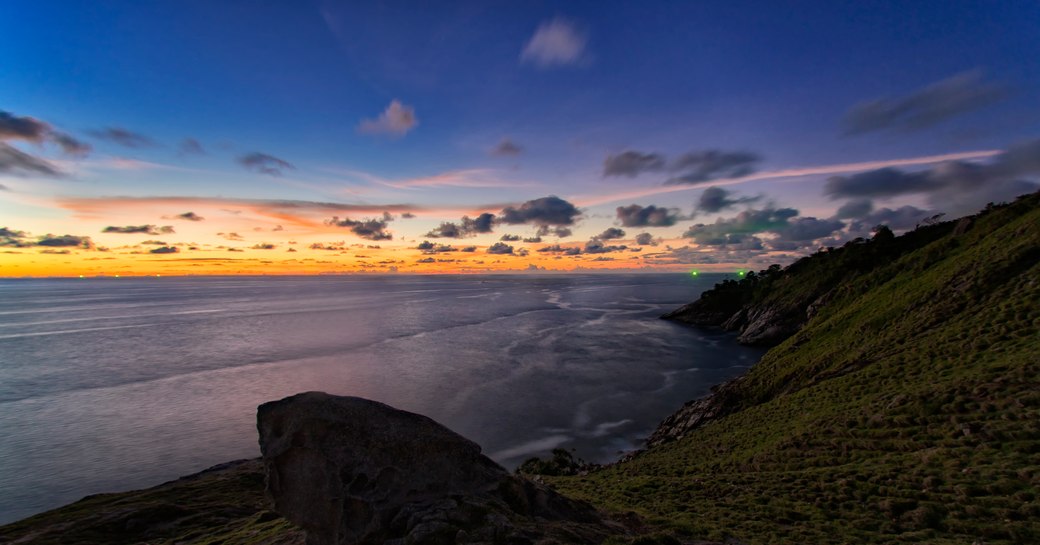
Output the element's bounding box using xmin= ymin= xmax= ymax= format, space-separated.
xmin=88 ymin=127 xmax=157 ymax=148
xmin=843 ymin=70 xmax=1007 ymax=135
xmin=237 ymin=152 xmax=295 ymax=176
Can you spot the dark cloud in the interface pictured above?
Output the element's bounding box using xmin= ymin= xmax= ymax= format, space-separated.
xmin=536 ymin=244 xmax=582 ymax=255
xmin=487 ymin=242 xmax=514 ymax=254
xmin=417 ymin=257 xmax=436 ymax=263
xmin=178 ymin=138 xmax=205 ymax=155
xmin=140 ymin=240 xmax=168 ymax=245
xmin=416 ymin=241 xmax=456 ymax=253
xmin=460 ymin=246 xmax=477 ymax=252
xmin=0 ymin=143 xmax=60 ymax=176
xmin=0 ymin=227 xmax=29 ymax=247
xmin=51 ymin=132 xmax=91 ymax=156
xmin=842 ymin=70 xmax=1007 ymax=135
xmin=849 ymin=205 xmax=936 ymax=233
xmin=634 ymin=233 xmax=658 ymax=246
xmin=584 ymin=240 xmax=627 ymax=254
xmin=401 ymin=212 xmax=416 ymax=219
xmin=325 ymin=212 xmax=394 ymax=240
xmin=596 ymin=227 xmax=625 ymax=240
xmin=219 ymin=232 xmax=244 ymax=241
xmin=667 ymin=150 xmax=761 ymax=185
xmin=39 ymin=248 xmax=71 ymax=255
xmin=500 ymin=234 xmax=521 ymax=241
xmin=603 ymin=151 xmax=666 ymax=177
xmin=535 ymin=225 xmax=572 ymax=238
xmin=834 ymin=199 xmax=874 ymax=219
xmin=773 ymin=217 xmax=845 ymax=242
xmin=36 ymin=234 xmax=94 ymax=249
xmin=88 ymin=127 xmax=156 ymax=148
xmin=149 ymin=246 xmax=179 ymax=254
xmin=237 ymin=152 xmax=295 ymax=176
xmin=424 ymin=213 xmax=495 ymax=238
xmin=102 ymin=225 xmax=173 ymax=235
xmin=682 ymin=206 xmax=799 ymax=245
xmin=491 ymin=138 xmax=523 ymax=156
xmin=615 ymin=204 xmax=682 ymax=227
xmin=176 ymin=212 xmax=204 ymax=221
xmin=825 ymin=138 xmax=1040 ymax=215
xmin=251 ymin=243 xmax=277 ymax=250
xmin=0 ymin=110 xmax=49 ymax=141
xmin=499 ymin=196 xmax=581 ymax=226
xmin=696 ymin=186 xmax=760 ymax=214
xmin=522 ymin=236 xmax=542 ymax=243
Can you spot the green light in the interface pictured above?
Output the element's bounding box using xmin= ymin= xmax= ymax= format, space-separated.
xmin=737 ymin=270 xmax=745 ymax=277
xmin=690 ymin=270 xmax=699 ymax=277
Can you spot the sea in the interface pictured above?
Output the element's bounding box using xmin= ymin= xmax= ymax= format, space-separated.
xmin=0 ymin=273 xmax=763 ymax=524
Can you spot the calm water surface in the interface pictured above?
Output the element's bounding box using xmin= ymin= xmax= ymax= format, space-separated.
xmin=0 ymin=274 xmax=762 ymax=524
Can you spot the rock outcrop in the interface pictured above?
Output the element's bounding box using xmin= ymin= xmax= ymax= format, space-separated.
xmin=645 ymin=378 xmax=745 ymax=447
xmin=257 ymin=392 xmax=619 ymax=545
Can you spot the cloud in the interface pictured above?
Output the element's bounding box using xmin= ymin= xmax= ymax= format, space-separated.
xmin=149 ymin=246 xmax=179 ymax=254
xmin=491 ymin=138 xmax=523 ymax=157
xmin=583 ymin=239 xmax=627 ymax=254
xmin=0 ymin=227 xmax=28 ymax=247
xmin=416 ymin=257 xmax=436 ymax=263
xmin=36 ymin=234 xmax=94 ymax=249
xmin=682 ymin=206 xmax=799 ymax=245
xmin=772 ymin=217 xmax=846 ymax=242
xmin=834 ymin=199 xmax=874 ymax=219
xmin=500 ymin=234 xmax=521 ymax=241
xmin=824 ymin=138 xmax=1040 ymax=215
xmin=460 ymin=246 xmax=477 ymax=252
xmin=695 ymin=186 xmax=760 ymax=214
xmin=596 ymin=227 xmax=626 ymax=240
xmin=401 ymin=212 xmax=416 ymax=219
xmin=416 ymin=241 xmax=456 ymax=253
xmin=358 ymin=100 xmax=418 ymax=136
xmin=88 ymin=127 xmax=156 ymax=148
xmin=520 ymin=18 xmax=587 ymax=68
xmin=667 ymin=150 xmax=761 ymax=185
xmin=51 ymin=133 xmax=91 ymax=156
xmin=218 ymin=232 xmax=244 ymax=241
xmin=535 ymin=225 xmax=572 ymax=238
xmin=237 ymin=152 xmax=295 ymax=176
xmin=603 ymin=151 xmax=665 ymax=178
xmin=499 ymin=195 xmax=581 ymax=226
xmin=326 ymin=212 xmax=394 ymax=240
xmin=179 ymin=138 xmax=205 ymax=155
xmin=102 ymin=225 xmax=173 ymax=235
xmin=169 ymin=211 xmax=204 ymax=222
xmin=0 ymin=110 xmax=49 ymax=141
xmin=615 ymin=204 xmax=682 ymax=227
xmin=424 ymin=213 xmax=495 ymax=238
xmin=522 ymin=236 xmax=542 ymax=243
xmin=487 ymin=242 xmax=514 ymax=254
xmin=848 ymin=205 xmax=935 ymax=233
xmin=0 ymin=143 xmax=60 ymax=176
xmin=843 ymin=70 xmax=1007 ymax=135
xmin=635 ymin=233 xmax=657 ymax=246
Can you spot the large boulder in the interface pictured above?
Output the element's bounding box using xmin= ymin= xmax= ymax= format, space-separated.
xmin=257 ymin=392 xmax=617 ymax=545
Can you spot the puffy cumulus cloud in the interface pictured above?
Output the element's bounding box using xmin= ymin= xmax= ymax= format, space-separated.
xmin=424 ymin=213 xmax=495 ymax=239
xmin=825 ymin=139 xmax=1040 ymax=216
xmin=219 ymin=232 xmax=244 ymax=241
xmin=0 ymin=227 xmax=29 ymax=247
xmin=535 ymin=225 xmax=572 ymax=238
xmin=500 ymin=234 xmax=521 ymax=242
xmin=843 ymin=70 xmax=1006 ymax=135
xmin=237 ymin=152 xmax=295 ymax=176
xmin=596 ymin=227 xmax=626 ymax=240
xmin=460 ymin=246 xmax=477 ymax=252
xmin=696 ymin=186 xmax=760 ymax=214
xmin=251 ymin=243 xmax=277 ymax=250
xmin=401 ymin=212 xmax=416 ymax=219
xmin=849 ymin=205 xmax=935 ymax=233
xmin=416 ymin=241 xmax=456 ymax=253
xmin=641 ymin=246 xmax=721 ymax=265
xmin=615 ymin=204 xmax=682 ymax=227
xmin=520 ymin=18 xmax=587 ymax=68
xmin=682 ymin=206 xmax=799 ymax=245
xmin=326 ymin=212 xmax=394 ymax=241
xmin=491 ymin=138 xmax=523 ymax=157
xmin=358 ymin=100 xmax=418 ymax=136
xmin=603 ymin=151 xmax=666 ymax=177
xmin=487 ymin=242 xmax=514 ymax=254
xmin=834 ymin=199 xmax=874 ymax=219
xmin=772 ymin=217 xmax=846 ymax=242
xmin=499 ymin=195 xmax=581 ymax=227
xmin=0 ymin=143 xmax=60 ymax=176
xmin=103 ymin=225 xmax=174 ymax=235
xmin=522 ymin=236 xmax=542 ymax=243
xmin=416 ymin=257 xmax=436 ymax=263
xmin=174 ymin=211 xmax=204 ymax=221
xmin=149 ymin=246 xmax=179 ymax=254
xmin=635 ymin=233 xmax=658 ymax=246
xmin=178 ymin=138 xmax=205 ymax=155
xmin=667 ymin=150 xmax=761 ymax=185
xmin=537 ymin=244 xmax=582 ymax=256
xmin=88 ymin=127 xmax=156 ymax=148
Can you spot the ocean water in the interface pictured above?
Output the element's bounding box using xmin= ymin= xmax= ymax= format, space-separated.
xmin=0 ymin=274 xmax=763 ymax=524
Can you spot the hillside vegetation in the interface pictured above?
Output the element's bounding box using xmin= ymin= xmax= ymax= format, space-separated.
xmin=552 ymin=191 xmax=1040 ymax=544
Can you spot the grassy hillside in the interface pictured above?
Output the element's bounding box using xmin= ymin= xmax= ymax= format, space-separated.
xmin=553 ymin=192 xmax=1040 ymax=544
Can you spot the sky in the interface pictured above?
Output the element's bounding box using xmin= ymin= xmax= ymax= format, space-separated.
xmin=2 ymin=0 xmax=1039 ymax=276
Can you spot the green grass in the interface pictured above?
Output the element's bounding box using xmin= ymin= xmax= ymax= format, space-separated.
xmin=552 ymin=193 xmax=1040 ymax=544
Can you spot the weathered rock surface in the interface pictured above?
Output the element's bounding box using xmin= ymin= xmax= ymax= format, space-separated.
xmin=257 ymin=392 xmax=620 ymax=545
xmin=662 ymin=297 xmax=809 ymax=347
xmin=646 ymin=378 xmax=745 ymax=447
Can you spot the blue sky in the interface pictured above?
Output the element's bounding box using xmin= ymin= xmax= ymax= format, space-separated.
xmin=1 ymin=1 xmax=1039 ymax=275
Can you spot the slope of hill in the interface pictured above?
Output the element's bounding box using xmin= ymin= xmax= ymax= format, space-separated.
xmin=553 ymin=192 xmax=1040 ymax=544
